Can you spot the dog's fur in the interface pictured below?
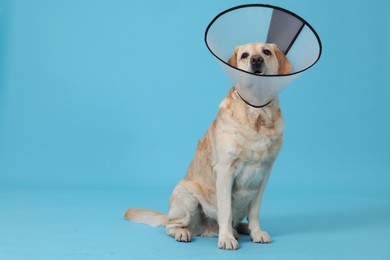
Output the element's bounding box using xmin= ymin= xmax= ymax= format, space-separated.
xmin=124 ymin=43 xmax=292 ymax=250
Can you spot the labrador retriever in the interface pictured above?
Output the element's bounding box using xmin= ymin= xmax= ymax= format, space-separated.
xmin=124 ymin=42 xmax=292 ymax=250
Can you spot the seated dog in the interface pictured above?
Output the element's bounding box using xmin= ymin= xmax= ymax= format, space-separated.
xmin=124 ymin=42 xmax=292 ymax=250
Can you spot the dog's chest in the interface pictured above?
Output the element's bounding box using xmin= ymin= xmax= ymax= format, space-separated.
xmin=229 ymin=157 xmax=269 ymax=222
xmin=230 ymin=133 xmax=281 ymax=204
xmin=232 ymin=131 xmax=279 ymax=169
xmin=234 ymin=162 xmax=265 ymax=190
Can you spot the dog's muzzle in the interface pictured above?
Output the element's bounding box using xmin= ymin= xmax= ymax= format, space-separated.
xmin=251 ymin=55 xmax=264 ymax=75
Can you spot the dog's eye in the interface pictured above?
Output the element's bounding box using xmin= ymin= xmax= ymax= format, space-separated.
xmin=241 ymin=52 xmax=249 ymax=59
xmin=263 ymin=49 xmax=272 ymax=56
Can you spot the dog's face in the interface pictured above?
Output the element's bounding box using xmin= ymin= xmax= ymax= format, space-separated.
xmin=228 ymin=42 xmax=292 ymax=75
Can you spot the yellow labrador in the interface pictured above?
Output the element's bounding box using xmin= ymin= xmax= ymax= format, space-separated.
xmin=124 ymin=42 xmax=292 ymax=250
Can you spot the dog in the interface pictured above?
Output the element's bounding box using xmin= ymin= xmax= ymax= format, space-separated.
xmin=124 ymin=42 xmax=292 ymax=250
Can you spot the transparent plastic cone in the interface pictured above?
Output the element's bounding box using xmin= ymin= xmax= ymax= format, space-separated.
xmin=205 ymin=4 xmax=322 ymax=106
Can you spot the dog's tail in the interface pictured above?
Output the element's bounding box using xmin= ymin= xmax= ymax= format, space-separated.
xmin=123 ymin=208 xmax=168 ymax=227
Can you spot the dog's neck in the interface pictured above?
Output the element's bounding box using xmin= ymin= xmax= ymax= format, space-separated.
xmin=236 ymin=92 xmax=273 ymax=109
xmin=218 ymin=88 xmax=283 ymax=133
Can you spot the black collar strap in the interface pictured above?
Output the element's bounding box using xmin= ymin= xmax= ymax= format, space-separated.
xmin=236 ymin=92 xmax=273 ymax=108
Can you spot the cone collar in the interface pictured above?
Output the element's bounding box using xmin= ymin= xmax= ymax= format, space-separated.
xmin=205 ymin=4 xmax=322 ymax=106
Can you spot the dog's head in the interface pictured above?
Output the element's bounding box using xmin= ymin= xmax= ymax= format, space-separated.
xmin=228 ymin=42 xmax=292 ymax=75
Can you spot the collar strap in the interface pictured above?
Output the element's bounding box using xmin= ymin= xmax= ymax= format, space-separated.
xmin=236 ymin=92 xmax=273 ymax=108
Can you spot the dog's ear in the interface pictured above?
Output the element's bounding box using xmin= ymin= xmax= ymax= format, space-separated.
xmin=227 ymin=47 xmax=238 ymax=68
xmin=272 ymin=44 xmax=292 ymax=75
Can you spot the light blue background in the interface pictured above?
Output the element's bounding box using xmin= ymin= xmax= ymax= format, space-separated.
xmin=0 ymin=0 xmax=389 ymax=259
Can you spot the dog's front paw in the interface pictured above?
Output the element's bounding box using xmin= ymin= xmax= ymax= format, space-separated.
xmin=218 ymin=234 xmax=239 ymax=250
xmin=250 ymin=230 xmax=272 ymax=243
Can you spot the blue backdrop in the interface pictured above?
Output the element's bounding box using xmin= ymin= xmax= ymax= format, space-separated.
xmin=0 ymin=0 xmax=389 ymax=259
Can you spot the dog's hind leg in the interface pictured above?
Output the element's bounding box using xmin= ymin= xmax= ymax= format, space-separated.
xmin=166 ymin=182 xmax=203 ymax=242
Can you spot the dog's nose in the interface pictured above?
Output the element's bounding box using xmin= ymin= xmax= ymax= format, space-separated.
xmin=251 ymin=55 xmax=264 ymax=66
